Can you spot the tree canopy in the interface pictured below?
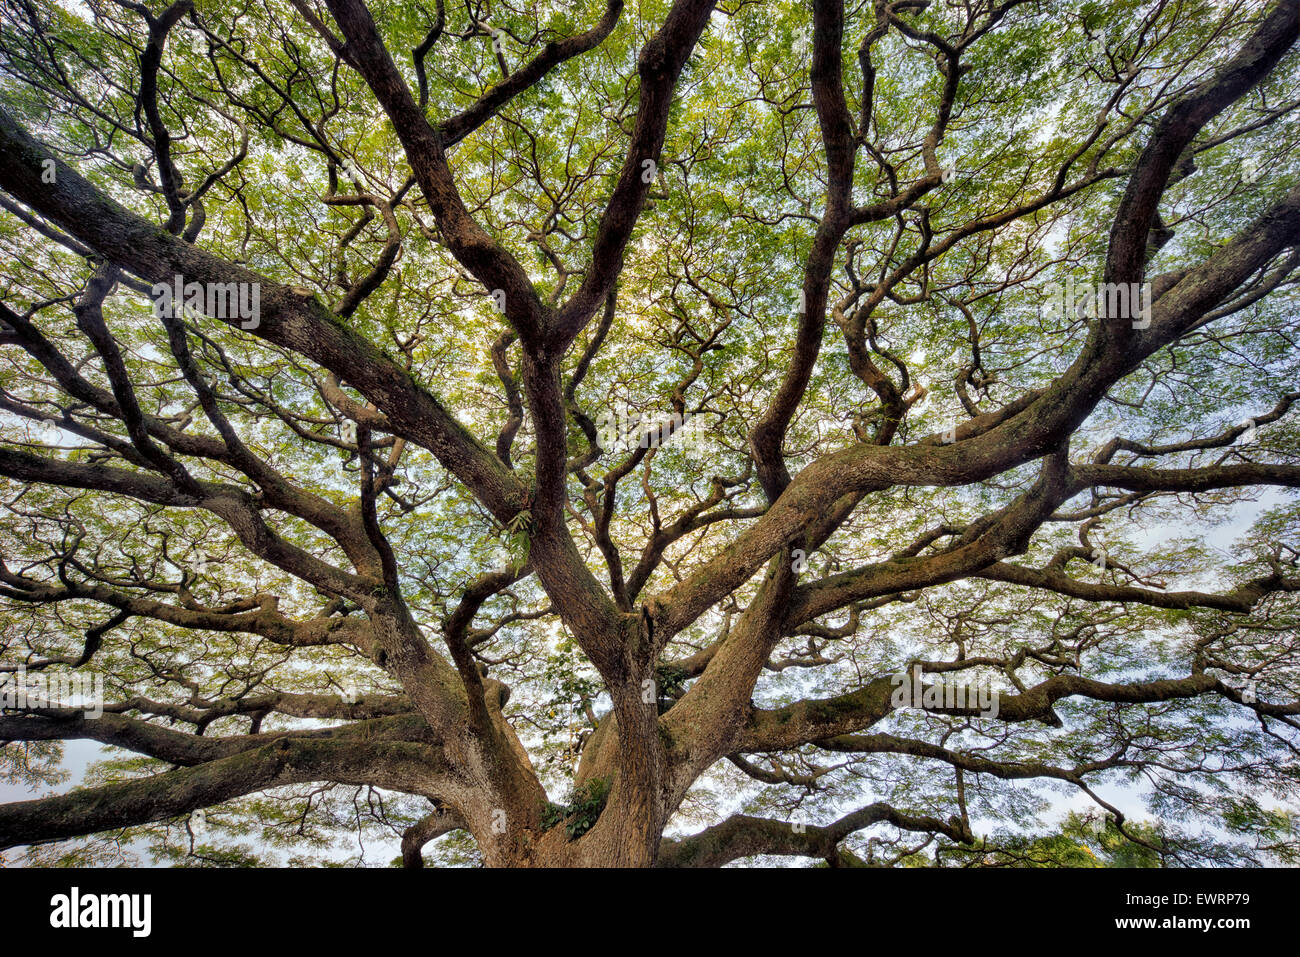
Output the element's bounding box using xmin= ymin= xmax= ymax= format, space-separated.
xmin=0 ymin=0 xmax=1298 ymax=867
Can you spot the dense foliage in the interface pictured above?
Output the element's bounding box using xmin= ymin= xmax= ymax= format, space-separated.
xmin=0 ymin=0 xmax=1297 ymax=866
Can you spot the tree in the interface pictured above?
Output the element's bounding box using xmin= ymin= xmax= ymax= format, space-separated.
xmin=0 ymin=0 xmax=1297 ymax=868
